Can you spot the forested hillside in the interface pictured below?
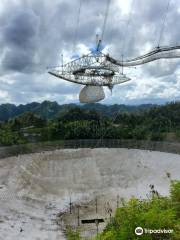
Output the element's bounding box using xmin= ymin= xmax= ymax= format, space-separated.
xmin=0 ymin=101 xmax=155 ymax=121
xmin=0 ymin=101 xmax=180 ymax=145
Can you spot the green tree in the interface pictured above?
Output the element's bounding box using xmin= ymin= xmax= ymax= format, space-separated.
xmin=98 ymin=181 xmax=180 ymax=240
xmin=170 ymin=180 xmax=180 ymax=218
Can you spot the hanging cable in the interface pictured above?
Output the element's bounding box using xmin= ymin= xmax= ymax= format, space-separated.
xmin=101 ymin=0 xmax=111 ymax=44
xmin=121 ymin=0 xmax=135 ymax=57
xmin=157 ymin=0 xmax=171 ymax=47
xmin=73 ymin=0 xmax=83 ymax=53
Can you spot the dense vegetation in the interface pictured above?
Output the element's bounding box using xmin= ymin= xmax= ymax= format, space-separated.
xmin=67 ymin=180 xmax=180 ymax=240
xmin=97 ymin=181 xmax=180 ymax=240
xmin=0 ymin=101 xmax=180 ymax=146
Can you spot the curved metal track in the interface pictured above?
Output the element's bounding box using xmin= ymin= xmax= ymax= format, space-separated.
xmin=106 ymin=45 xmax=180 ymax=66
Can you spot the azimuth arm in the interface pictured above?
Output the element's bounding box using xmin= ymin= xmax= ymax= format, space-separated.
xmin=106 ymin=46 xmax=180 ymax=67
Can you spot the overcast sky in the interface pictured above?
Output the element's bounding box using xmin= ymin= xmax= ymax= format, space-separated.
xmin=0 ymin=0 xmax=180 ymax=105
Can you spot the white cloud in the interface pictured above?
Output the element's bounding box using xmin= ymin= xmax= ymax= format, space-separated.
xmin=0 ymin=0 xmax=180 ymax=105
xmin=115 ymin=0 xmax=133 ymax=16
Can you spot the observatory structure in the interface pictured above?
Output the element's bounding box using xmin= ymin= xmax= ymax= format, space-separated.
xmin=48 ymin=50 xmax=131 ymax=103
xmin=48 ymin=45 xmax=180 ymax=103
xmin=48 ymin=0 xmax=180 ymax=103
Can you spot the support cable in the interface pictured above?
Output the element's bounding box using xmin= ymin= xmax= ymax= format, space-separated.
xmin=157 ymin=0 xmax=171 ymax=47
xmin=73 ymin=0 xmax=83 ymax=53
xmin=121 ymin=0 xmax=135 ymax=57
xmin=101 ymin=0 xmax=111 ymax=44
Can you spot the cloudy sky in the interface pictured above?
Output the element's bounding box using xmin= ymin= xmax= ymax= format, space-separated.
xmin=0 ymin=0 xmax=180 ymax=105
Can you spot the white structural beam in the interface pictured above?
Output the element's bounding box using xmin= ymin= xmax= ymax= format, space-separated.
xmin=106 ymin=46 xmax=180 ymax=67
